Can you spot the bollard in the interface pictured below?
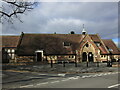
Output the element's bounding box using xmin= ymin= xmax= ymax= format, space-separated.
xmin=87 ymin=61 xmax=89 ymax=67
xmin=110 ymin=61 xmax=112 ymax=67
xmin=75 ymin=62 xmax=77 ymax=67
xmin=63 ymin=61 xmax=65 ymax=67
xmin=75 ymin=55 xmax=77 ymax=67
xmin=107 ymin=61 xmax=109 ymax=67
xmin=107 ymin=61 xmax=112 ymax=67
xmin=51 ymin=60 xmax=53 ymax=68
xmin=97 ymin=61 xmax=99 ymax=67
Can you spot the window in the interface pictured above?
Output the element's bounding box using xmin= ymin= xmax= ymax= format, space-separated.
xmin=12 ymin=49 xmax=15 ymax=53
xmin=5 ymin=49 xmax=7 ymax=52
xmin=94 ymin=42 xmax=101 ymax=47
xmin=69 ymin=56 xmax=75 ymax=58
xmin=63 ymin=42 xmax=71 ymax=46
xmin=7 ymin=49 xmax=11 ymax=53
xmin=86 ymin=43 xmax=89 ymax=47
xmin=108 ymin=49 xmax=113 ymax=51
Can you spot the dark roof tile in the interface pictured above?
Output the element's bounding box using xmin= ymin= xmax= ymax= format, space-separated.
xmin=17 ymin=34 xmax=82 ymax=55
xmin=1 ymin=36 xmax=20 ymax=47
xmin=102 ymin=39 xmax=120 ymax=54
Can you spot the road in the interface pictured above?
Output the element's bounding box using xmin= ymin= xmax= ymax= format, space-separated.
xmin=2 ymin=71 xmax=119 ymax=89
xmin=32 ymin=72 xmax=119 ymax=88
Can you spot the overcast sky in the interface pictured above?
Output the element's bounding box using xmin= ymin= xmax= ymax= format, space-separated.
xmin=2 ymin=2 xmax=119 ymax=46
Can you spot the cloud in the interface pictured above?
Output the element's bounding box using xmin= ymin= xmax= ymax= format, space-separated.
xmin=2 ymin=2 xmax=118 ymax=40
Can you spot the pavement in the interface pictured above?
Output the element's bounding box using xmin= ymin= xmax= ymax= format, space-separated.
xmin=2 ymin=62 xmax=119 ymax=73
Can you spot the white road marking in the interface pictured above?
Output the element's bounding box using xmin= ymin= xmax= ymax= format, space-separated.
xmin=76 ymin=76 xmax=80 ymax=78
xmin=38 ymin=74 xmax=47 ymax=75
xmin=99 ymin=73 xmax=104 ymax=75
xmin=51 ymin=81 xmax=60 ymax=83
xmin=75 ymin=76 xmax=80 ymax=79
xmin=104 ymin=73 xmax=108 ymax=75
xmin=58 ymin=74 xmax=66 ymax=76
xmin=111 ymin=72 xmax=117 ymax=74
xmin=89 ymin=75 xmax=94 ymax=77
xmin=84 ymin=75 xmax=92 ymax=78
xmin=48 ymin=77 xmax=58 ymax=79
xmin=108 ymin=84 xmax=120 ymax=88
xmin=20 ymin=72 xmax=119 ymax=88
xmin=92 ymin=75 xmax=96 ymax=77
xmin=29 ymin=77 xmax=40 ymax=78
xmin=114 ymin=72 xmax=119 ymax=74
xmin=80 ymin=72 xmax=118 ymax=79
xmin=20 ymin=84 xmax=34 ymax=88
xmin=81 ymin=76 xmax=87 ymax=78
xmin=68 ymin=77 xmax=78 ymax=80
xmin=107 ymin=72 xmax=111 ymax=75
xmin=61 ymin=79 xmax=69 ymax=81
xmin=37 ymin=82 xmax=49 ymax=85
xmin=97 ymin=74 xmax=102 ymax=76
xmin=72 ymin=77 xmax=79 ymax=79
xmin=82 ymin=75 xmax=95 ymax=78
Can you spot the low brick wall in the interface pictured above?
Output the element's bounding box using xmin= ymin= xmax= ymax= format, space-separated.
xmin=16 ymin=56 xmax=35 ymax=63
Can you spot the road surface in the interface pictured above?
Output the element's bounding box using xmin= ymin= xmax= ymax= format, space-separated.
xmin=20 ymin=72 xmax=119 ymax=88
xmin=2 ymin=71 xmax=119 ymax=88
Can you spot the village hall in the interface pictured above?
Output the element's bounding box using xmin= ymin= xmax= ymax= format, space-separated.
xmin=1 ymin=28 xmax=120 ymax=64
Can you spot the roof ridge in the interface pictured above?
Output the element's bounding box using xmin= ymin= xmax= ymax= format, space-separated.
xmin=102 ymin=39 xmax=112 ymax=40
xmin=1 ymin=35 xmax=20 ymax=36
xmin=89 ymin=34 xmax=97 ymax=35
xmin=23 ymin=33 xmax=83 ymax=35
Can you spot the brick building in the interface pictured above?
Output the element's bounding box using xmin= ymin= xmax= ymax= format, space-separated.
xmin=1 ymin=36 xmax=20 ymax=63
xmin=1 ymin=30 xmax=120 ymax=63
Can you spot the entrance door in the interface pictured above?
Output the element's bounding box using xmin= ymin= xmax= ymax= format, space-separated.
xmin=36 ymin=52 xmax=42 ymax=62
xmin=82 ymin=52 xmax=87 ymax=62
xmin=88 ymin=52 xmax=94 ymax=62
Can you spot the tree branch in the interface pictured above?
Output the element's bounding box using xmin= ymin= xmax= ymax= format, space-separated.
xmin=0 ymin=0 xmax=37 ymax=23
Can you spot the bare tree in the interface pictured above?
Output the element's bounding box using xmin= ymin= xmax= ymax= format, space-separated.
xmin=0 ymin=0 xmax=37 ymax=23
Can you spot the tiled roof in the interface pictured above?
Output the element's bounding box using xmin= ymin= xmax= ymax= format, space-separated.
xmin=1 ymin=36 xmax=20 ymax=47
xmin=17 ymin=34 xmax=82 ymax=55
xmin=89 ymin=34 xmax=109 ymax=54
xmin=89 ymin=34 xmax=101 ymax=42
xmin=102 ymin=39 xmax=120 ymax=55
xmin=16 ymin=33 xmax=120 ymax=56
